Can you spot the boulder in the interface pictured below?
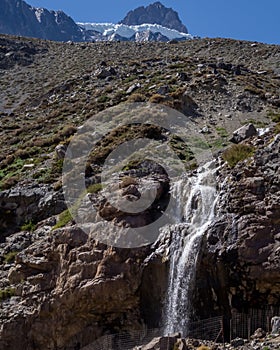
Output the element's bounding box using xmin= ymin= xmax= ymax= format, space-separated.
xmin=141 ymin=335 xmax=178 ymax=350
xmin=230 ymin=123 xmax=257 ymax=143
xmin=251 ymin=328 xmax=266 ymax=339
xmin=272 ymin=316 xmax=280 ymax=334
xmin=230 ymin=338 xmax=245 ymax=347
xmin=55 ymin=144 xmax=67 ymax=159
xmin=127 ymin=83 xmax=141 ymax=94
xmin=95 ymin=67 xmax=117 ymax=79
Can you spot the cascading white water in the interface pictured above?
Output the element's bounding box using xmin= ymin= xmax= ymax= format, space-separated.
xmin=164 ymin=161 xmax=217 ymax=336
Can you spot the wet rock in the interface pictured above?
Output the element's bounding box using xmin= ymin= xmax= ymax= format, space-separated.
xmin=193 ymin=131 xmax=280 ymax=325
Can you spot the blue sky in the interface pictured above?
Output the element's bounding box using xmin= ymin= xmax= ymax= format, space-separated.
xmin=27 ymin=0 xmax=280 ymax=44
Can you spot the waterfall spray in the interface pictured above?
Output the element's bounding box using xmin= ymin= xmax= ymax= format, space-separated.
xmin=164 ymin=161 xmax=217 ymax=336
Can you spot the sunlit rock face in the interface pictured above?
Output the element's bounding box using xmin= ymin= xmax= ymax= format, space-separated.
xmin=0 ymin=0 xmax=84 ymax=41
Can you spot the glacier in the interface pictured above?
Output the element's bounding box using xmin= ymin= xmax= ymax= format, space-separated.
xmin=78 ymin=22 xmax=193 ymax=41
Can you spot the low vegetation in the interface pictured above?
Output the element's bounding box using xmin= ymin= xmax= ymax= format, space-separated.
xmin=52 ymin=209 xmax=73 ymax=230
xmin=222 ymin=144 xmax=255 ymax=167
xmin=20 ymin=220 xmax=36 ymax=232
xmin=0 ymin=287 xmax=15 ymax=301
xmin=3 ymin=251 xmax=17 ymax=264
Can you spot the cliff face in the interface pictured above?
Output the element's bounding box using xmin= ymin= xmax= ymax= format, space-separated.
xmin=0 ymin=226 xmax=151 ymax=349
xmin=0 ymin=0 xmax=83 ymax=41
xmin=194 ymin=129 xmax=280 ymax=319
xmin=119 ymin=2 xmax=188 ymax=33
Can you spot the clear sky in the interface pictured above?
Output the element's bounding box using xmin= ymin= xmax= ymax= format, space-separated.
xmin=26 ymin=0 xmax=280 ymax=45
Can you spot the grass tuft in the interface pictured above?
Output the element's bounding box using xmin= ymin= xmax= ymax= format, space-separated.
xmin=222 ymin=144 xmax=255 ymax=167
xmin=52 ymin=209 xmax=73 ymax=230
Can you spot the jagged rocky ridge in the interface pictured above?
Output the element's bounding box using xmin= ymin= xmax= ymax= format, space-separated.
xmin=119 ymin=1 xmax=188 ymax=33
xmin=0 ymin=0 xmax=191 ymax=42
xmin=0 ymin=34 xmax=279 ymax=349
xmin=0 ymin=0 xmax=84 ymax=42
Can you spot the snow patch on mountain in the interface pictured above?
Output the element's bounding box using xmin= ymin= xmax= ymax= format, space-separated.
xmin=78 ymin=23 xmax=193 ymax=41
xmin=34 ymin=8 xmax=44 ymax=23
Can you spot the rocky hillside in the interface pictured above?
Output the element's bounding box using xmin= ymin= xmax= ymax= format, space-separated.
xmin=119 ymin=1 xmax=188 ymax=33
xmin=0 ymin=34 xmax=280 ymax=349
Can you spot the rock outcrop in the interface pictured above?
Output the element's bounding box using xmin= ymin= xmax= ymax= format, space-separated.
xmin=0 ymin=170 xmax=171 ymax=349
xmin=229 ymin=123 xmax=258 ymax=143
xmin=0 ymin=184 xmax=66 ymax=238
xmin=194 ymin=130 xmax=280 ymax=320
xmin=0 ymin=225 xmax=152 ymax=349
xmin=119 ymin=2 xmax=188 ymax=33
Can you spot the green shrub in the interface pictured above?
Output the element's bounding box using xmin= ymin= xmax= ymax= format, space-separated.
xmin=0 ymin=287 xmax=15 ymax=301
xmin=21 ymin=220 xmax=36 ymax=232
xmin=97 ymin=95 xmax=109 ymax=103
xmin=87 ymin=183 xmax=103 ymax=194
xmin=274 ymin=122 xmax=280 ymax=134
xmin=268 ymin=110 xmax=280 ymax=123
xmin=149 ymin=93 xmax=167 ymax=104
xmin=216 ymin=126 xmax=229 ymax=138
xmin=4 ymin=251 xmax=17 ymax=264
xmin=52 ymin=209 xmax=73 ymax=230
xmin=128 ymin=93 xmax=146 ymax=102
xmin=222 ymin=144 xmax=255 ymax=167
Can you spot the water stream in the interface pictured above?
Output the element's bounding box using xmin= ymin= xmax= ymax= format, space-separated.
xmin=164 ymin=161 xmax=217 ymax=336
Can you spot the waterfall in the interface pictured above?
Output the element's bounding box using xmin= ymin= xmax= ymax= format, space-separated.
xmin=164 ymin=161 xmax=217 ymax=336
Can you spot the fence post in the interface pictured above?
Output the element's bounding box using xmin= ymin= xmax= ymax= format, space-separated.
xmin=247 ymin=317 xmax=251 ymax=340
xmin=222 ymin=316 xmax=225 ymax=346
xmin=167 ymin=333 xmax=169 ymax=350
xmin=267 ymin=316 xmax=270 ymax=333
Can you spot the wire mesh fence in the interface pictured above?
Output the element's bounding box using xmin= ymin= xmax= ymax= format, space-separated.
xmin=230 ymin=305 xmax=280 ymax=340
xmin=81 ymin=316 xmax=224 ymax=350
xmin=81 ymin=306 xmax=280 ymax=350
xmin=186 ymin=315 xmax=224 ymax=342
xmin=81 ymin=327 xmax=162 ymax=350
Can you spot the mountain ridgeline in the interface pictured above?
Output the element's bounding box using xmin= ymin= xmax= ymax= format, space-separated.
xmin=0 ymin=0 xmax=190 ymax=42
xmin=0 ymin=0 xmax=84 ymax=41
xmin=119 ymin=1 xmax=188 ymax=33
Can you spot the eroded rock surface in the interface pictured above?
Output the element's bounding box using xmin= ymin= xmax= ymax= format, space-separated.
xmin=195 ymin=130 xmax=280 ymax=319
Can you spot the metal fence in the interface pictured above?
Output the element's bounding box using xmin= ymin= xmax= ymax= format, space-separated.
xmin=81 ymin=306 xmax=280 ymax=350
xmin=230 ymin=305 xmax=280 ymax=341
xmin=186 ymin=315 xmax=224 ymax=342
xmin=81 ymin=327 xmax=162 ymax=350
xmin=81 ymin=316 xmax=224 ymax=350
